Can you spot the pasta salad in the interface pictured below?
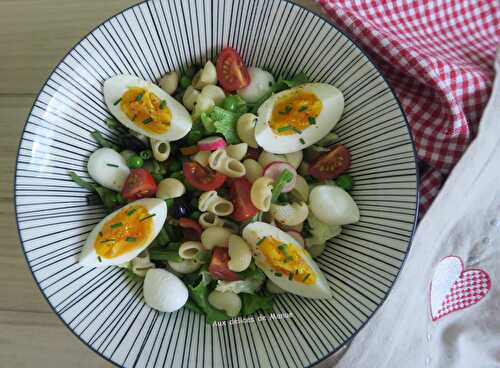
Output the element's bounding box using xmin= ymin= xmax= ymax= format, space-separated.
xmin=70 ymin=47 xmax=360 ymax=323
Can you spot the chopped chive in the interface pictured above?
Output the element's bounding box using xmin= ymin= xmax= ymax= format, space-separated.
xmin=106 ymin=163 xmax=119 ymax=168
xmin=98 ymin=256 xmax=102 ymax=262
xmin=111 ymin=222 xmax=123 ymax=229
xmin=160 ymin=100 xmax=167 ymax=109
xmin=113 ymin=98 xmax=122 ymax=106
xmin=126 ymin=236 xmax=137 ymax=242
xmin=298 ymin=105 xmax=308 ymax=112
xmin=284 ymin=256 xmax=294 ymax=263
xmin=299 ymin=138 xmax=306 ymax=144
xmin=274 ymin=272 xmax=282 ymax=277
xmin=278 ymin=105 xmax=293 ymax=115
xmin=303 ymin=273 xmax=311 ymax=282
xmin=277 ymin=125 xmax=292 ymax=132
xmin=140 ymin=213 xmax=156 ymax=221
xmin=256 ymin=236 xmax=267 ymax=245
xmin=292 ymin=127 xmax=302 ymax=134
xmin=127 ymin=208 xmax=137 ymax=216
xmin=98 ymin=231 xmax=103 ymax=237
xmin=308 ymin=116 xmax=316 ymax=125
xmin=135 ymin=91 xmax=145 ymax=102
xmin=288 ymin=272 xmax=294 ymax=280
xmin=143 ymin=117 xmax=153 ymax=124
xmin=100 ymin=239 xmax=115 ymax=243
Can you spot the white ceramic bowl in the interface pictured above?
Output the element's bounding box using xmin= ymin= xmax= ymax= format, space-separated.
xmin=14 ymin=1 xmax=418 ymax=367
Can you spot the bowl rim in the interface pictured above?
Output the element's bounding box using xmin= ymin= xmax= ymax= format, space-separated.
xmin=13 ymin=0 xmax=420 ymax=367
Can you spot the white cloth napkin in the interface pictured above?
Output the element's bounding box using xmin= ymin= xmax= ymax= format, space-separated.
xmin=319 ymin=48 xmax=500 ymax=368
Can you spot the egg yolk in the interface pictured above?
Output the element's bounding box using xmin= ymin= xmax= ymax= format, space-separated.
xmin=269 ymin=90 xmax=322 ymax=136
xmin=120 ymin=87 xmax=171 ymax=134
xmin=94 ymin=205 xmax=154 ymax=259
xmin=258 ymin=236 xmax=316 ymax=285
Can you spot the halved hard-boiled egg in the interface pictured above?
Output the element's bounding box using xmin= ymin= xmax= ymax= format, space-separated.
xmin=104 ymin=75 xmax=192 ymax=142
xmin=242 ymin=222 xmax=332 ymax=299
xmin=255 ymin=83 xmax=344 ymax=154
xmin=79 ymin=198 xmax=167 ymax=267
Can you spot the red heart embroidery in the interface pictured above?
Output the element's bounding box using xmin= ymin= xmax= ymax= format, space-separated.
xmin=430 ymin=256 xmax=491 ymax=322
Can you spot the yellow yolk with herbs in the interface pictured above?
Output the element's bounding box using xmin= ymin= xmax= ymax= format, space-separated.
xmin=258 ymin=236 xmax=316 ymax=285
xmin=269 ymin=91 xmax=322 ymax=135
xmin=120 ymin=87 xmax=171 ymax=134
xmin=95 ymin=205 xmax=153 ymax=259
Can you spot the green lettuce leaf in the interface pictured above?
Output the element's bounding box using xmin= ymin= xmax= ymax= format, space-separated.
xmin=209 ymin=106 xmax=241 ymax=144
xmin=188 ymin=279 xmax=230 ymax=324
xmin=272 ymin=72 xmax=310 ymax=93
xmin=248 ymin=72 xmax=310 ymax=113
xmin=240 ymin=293 xmax=275 ymax=316
xmin=200 ymin=112 xmax=216 ymax=134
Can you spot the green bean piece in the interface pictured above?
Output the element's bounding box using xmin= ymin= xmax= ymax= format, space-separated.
xmin=149 ymin=249 xmax=182 ymax=262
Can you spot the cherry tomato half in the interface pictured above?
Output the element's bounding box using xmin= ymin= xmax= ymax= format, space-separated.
xmin=182 ymin=161 xmax=226 ymax=191
xmin=308 ymin=144 xmax=351 ymax=180
xmin=216 ymin=47 xmax=251 ymax=91
xmin=229 ymin=178 xmax=259 ymax=222
xmin=121 ymin=168 xmax=157 ymax=201
xmin=208 ymin=247 xmax=240 ymax=281
xmin=179 ymin=217 xmax=203 ymax=240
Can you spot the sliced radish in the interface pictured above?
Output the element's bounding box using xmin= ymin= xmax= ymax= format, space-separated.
xmin=287 ymin=230 xmax=305 ymax=247
xmin=263 ymin=161 xmax=297 ymax=192
xmin=197 ymin=136 xmax=227 ymax=151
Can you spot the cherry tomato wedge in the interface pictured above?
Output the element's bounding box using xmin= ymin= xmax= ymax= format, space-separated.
xmin=208 ymin=247 xmax=240 ymax=281
xmin=309 ymin=144 xmax=351 ymax=180
xmin=183 ymin=161 xmax=226 ymax=191
xmin=229 ymin=178 xmax=259 ymax=222
xmin=179 ymin=217 xmax=203 ymax=240
xmin=121 ymin=168 xmax=157 ymax=201
xmin=216 ymin=47 xmax=251 ymax=91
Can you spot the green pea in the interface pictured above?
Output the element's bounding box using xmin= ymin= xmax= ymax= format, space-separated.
xmin=152 ymin=172 xmax=163 ymax=183
xmin=187 ymin=129 xmax=203 ymax=145
xmin=180 ymin=76 xmax=191 ymax=89
xmin=189 ymin=210 xmax=202 ymax=221
xmin=223 ymin=95 xmax=240 ymax=112
xmin=170 ymin=171 xmax=184 ymax=182
xmin=168 ymin=159 xmax=182 ymax=173
xmin=190 ymin=197 xmax=198 ymax=209
xmin=126 ymin=155 xmax=144 ymax=169
xmin=335 ymin=174 xmax=353 ymax=191
xmin=140 ymin=150 xmax=152 ymax=160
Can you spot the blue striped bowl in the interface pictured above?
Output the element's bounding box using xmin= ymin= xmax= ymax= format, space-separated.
xmin=14 ymin=0 xmax=418 ymax=367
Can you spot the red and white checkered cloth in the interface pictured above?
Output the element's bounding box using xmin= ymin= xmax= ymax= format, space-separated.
xmin=317 ymin=0 xmax=500 ymax=215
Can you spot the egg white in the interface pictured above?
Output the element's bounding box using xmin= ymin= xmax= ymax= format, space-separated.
xmin=104 ymin=75 xmax=192 ymax=142
xmin=79 ymin=198 xmax=167 ymax=267
xmin=255 ymin=83 xmax=344 ymax=154
xmin=87 ymin=147 xmax=130 ymax=192
xmin=242 ymin=222 xmax=332 ymax=299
